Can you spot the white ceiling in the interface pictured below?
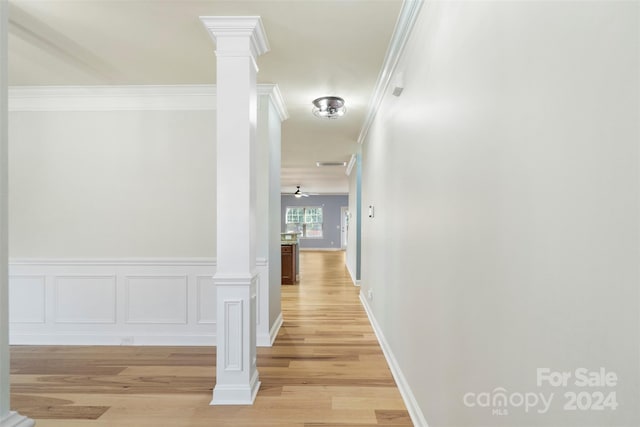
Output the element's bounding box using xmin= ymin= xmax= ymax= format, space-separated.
xmin=8 ymin=0 xmax=402 ymax=194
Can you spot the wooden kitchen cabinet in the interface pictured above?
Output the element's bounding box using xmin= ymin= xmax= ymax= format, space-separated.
xmin=281 ymin=243 xmax=297 ymax=285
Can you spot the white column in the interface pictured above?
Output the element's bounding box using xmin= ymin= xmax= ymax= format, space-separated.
xmin=200 ymin=16 xmax=269 ymax=405
xmin=0 ymin=1 xmax=34 ymax=426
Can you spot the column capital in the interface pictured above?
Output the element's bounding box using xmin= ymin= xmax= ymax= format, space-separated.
xmin=200 ymin=16 xmax=270 ymax=63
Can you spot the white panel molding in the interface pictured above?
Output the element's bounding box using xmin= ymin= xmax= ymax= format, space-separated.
xmin=125 ymin=276 xmax=188 ymax=324
xmin=255 ymin=275 xmax=261 ymax=328
xmin=360 ymin=291 xmax=429 ymax=427
xmin=223 ymin=300 xmax=243 ymax=371
xmin=254 ymin=261 xmax=272 ymax=347
xmin=357 ymin=0 xmax=424 ymax=144
xmin=54 ymin=276 xmax=116 ymax=324
xmin=196 ymin=275 xmax=217 ymax=324
xmin=8 ymin=258 xmax=276 ymax=346
xmin=8 ymin=84 xmax=286 ymax=113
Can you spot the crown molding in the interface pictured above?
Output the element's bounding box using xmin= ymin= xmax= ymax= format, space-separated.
xmin=357 ymin=0 xmax=424 ymax=145
xmin=258 ymin=84 xmax=289 ymax=122
xmin=8 ymin=85 xmax=217 ymax=112
xmin=8 ymin=84 xmax=285 ymax=112
xmin=346 ymin=154 xmax=357 ymax=176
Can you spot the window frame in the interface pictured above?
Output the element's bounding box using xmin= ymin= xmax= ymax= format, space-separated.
xmin=285 ymin=206 xmax=324 ymax=239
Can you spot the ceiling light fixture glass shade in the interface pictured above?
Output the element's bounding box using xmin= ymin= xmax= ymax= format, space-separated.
xmin=312 ymin=96 xmax=346 ymax=119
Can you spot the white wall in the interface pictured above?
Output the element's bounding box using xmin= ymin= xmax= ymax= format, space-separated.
xmin=7 ymin=86 xmax=284 ymax=346
xmin=361 ymin=2 xmax=639 ymax=427
xmin=266 ymin=100 xmax=282 ymax=331
xmin=257 ymin=90 xmax=283 ymax=338
xmin=7 ymin=106 xmax=220 ymax=345
xmin=9 ymin=109 xmax=216 ymax=258
xmin=0 ymin=0 xmax=9 ymax=417
xmin=346 ymin=156 xmax=359 ymax=284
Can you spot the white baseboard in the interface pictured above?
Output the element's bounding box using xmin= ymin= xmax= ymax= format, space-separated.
xmin=359 ymin=292 xmax=429 ymax=427
xmin=268 ymin=312 xmax=283 ymax=346
xmin=346 ymin=262 xmax=360 ymax=287
xmin=257 ymin=311 xmax=283 ymax=347
xmin=10 ymin=333 xmax=217 ymax=346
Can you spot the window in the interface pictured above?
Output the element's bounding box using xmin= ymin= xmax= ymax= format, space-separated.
xmin=285 ymin=206 xmax=323 ymax=238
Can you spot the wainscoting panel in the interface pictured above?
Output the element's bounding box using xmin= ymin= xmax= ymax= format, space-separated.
xmin=197 ymin=276 xmax=217 ymax=324
xmin=254 ymin=260 xmax=271 ymax=346
xmin=9 ymin=275 xmax=46 ymax=324
xmin=8 ymin=258 xmax=279 ymax=346
xmin=125 ymin=276 xmax=188 ymax=324
xmin=223 ymin=300 xmax=243 ymax=371
xmin=55 ymin=276 xmax=117 ymax=324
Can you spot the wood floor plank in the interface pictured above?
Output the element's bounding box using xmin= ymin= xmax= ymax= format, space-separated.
xmin=11 ymin=394 xmax=109 ymax=420
xmin=10 ymin=251 xmax=413 ymax=426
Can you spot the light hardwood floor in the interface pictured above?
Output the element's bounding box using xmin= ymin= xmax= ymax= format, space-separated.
xmin=10 ymin=251 xmax=412 ymax=426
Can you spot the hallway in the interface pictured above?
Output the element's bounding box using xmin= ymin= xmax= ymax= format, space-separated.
xmin=8 ymin=251 xmax=411 ymax=426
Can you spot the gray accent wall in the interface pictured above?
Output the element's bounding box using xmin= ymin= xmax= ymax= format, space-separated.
xmin=281 ymin=194 xmax=348 ymax=250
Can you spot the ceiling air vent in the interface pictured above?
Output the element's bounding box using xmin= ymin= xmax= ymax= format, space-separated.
xmin=316 ymin=161 xmax=347 ymax=167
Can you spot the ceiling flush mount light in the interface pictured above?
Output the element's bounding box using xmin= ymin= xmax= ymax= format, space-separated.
xmin=312 ymin=96 xmax=346 ymax=119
